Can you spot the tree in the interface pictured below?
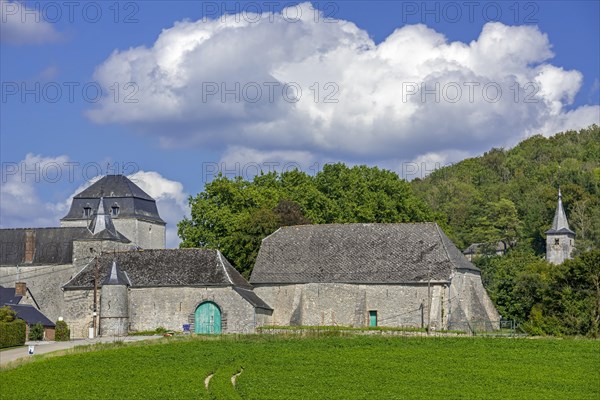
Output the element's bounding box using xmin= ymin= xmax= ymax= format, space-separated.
xmin=179 ymin=164 xmax=434 ymax=275
xmin=0 ymin=306 xmax=16 ymax=323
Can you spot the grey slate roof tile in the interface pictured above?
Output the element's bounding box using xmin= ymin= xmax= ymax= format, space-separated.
xmin=0 ymin=286 xmax=22 ymax=305
xmin=11 ymin=304 xmax=55 ymax=327
xmin=63 ymin=248 xmax=253 ymax=289
xmin=1 ymin=227 xmax=92 ymax=265
xmin=61 ymin=175 xmax=165 ymax=224
xmin=250 ymin=223 xmax=479 ymax=284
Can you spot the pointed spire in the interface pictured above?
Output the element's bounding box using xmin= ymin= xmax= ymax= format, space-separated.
xmin=90 ymin=197 xmax=107 ymax=235
xmin=87 ymin=198 xmax=131 ymax=243
xmin=548 ymin=188 xmax=574 ymax=234
xmin=102 ymin=259 xmax=129 ymax=286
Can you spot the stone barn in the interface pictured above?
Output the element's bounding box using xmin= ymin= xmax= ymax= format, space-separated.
xmin=62 ymin=249 xmax=272 ymax=337
xmin=250 ymin=223 xmax=500 ymax=332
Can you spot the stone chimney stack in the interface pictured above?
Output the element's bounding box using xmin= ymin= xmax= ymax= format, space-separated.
xmin=15 ymin=282 xmax=27 ymax=296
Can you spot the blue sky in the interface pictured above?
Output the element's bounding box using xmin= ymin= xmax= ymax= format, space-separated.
xmin=1 ymin=1 xmax=599 ymax=247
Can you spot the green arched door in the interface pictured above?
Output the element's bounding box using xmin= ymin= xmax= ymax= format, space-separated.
xmin=194 ymin=302 xmax=222 ymax=334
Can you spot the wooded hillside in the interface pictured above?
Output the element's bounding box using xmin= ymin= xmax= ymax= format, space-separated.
xmin=411 ymin=125 xmax=600 ymax=254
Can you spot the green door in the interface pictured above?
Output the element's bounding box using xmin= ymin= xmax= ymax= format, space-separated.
xmin=195 ymin=302 xmax=222 ymax=334
xmin=369 ymin=310 xmax=377 ymax=327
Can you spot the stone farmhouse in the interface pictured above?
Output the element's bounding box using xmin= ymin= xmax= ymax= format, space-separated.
xmin=1 ymin=174 xmax=504 ymax=338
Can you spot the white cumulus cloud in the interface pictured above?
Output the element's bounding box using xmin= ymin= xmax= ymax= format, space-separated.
xmin=86 ymin=2 xmax=599 ymax=169
xmin=0 ymin=0 xmax=62 ymax=44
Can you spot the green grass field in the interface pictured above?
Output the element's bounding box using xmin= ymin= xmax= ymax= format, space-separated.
xmin=1 ymin=335 xmax=598 ymax=399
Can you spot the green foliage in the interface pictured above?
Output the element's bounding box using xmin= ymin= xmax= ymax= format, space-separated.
xmin=0 ymin=336 xmax=598 ymax=398
xmin=179 ymin=163 xmax=434 ymax=276
xmin=0 ymin=306 xmax=16 ymax=323
xmin=128 ymin=326 xmax=169 ymax=336
xmin=477 ymin=250 xmax=600 ymax=337
xmin=55 ymin=321 xmax=70 ymax=341
xmin=0 ymin=318 xmax=26 ymax=349
xmin=28 ymin=323 xmax=44 ymax=341
xmin=412 ymin=125 xmax=600 ymax=251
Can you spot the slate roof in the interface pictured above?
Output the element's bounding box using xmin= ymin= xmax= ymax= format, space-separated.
xmin=546 ymin=189 xmax=575 ymax=235
xmin=463 ymin=240 xmax=510 ymax=255
xmin=61 ymin=175 xmax=165 ymax=224
xmin=63 ymin=249 xmax=253 ymax=290
xmin=0 ymin=224 xmax=131 ymax=266
xmin=250 ymin=223 xmax=479 ymax=284
xmin=75 ymin=175 xmax=154 ymax=200
xmin=0 ymin=286 xmax=22 ymax=306
xmin=102 ymin=260 xmax=131 ymax=286
xmin=1 ymin=227 xmax=92 ymax=265
xmin=11 ymin=304 xmax=55 ymax=327
xmin=233 ymin=287 xmax=273 ymax=310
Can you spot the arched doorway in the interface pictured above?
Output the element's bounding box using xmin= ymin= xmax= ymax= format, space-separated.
xmin=194 ymin=302 xmax=222 ymax=334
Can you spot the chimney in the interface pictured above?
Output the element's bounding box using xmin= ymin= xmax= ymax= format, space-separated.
xmin=15 ymin=282 xmax=27 ymax=296
xmin=24 ymin=229 xmax=35 ymax=263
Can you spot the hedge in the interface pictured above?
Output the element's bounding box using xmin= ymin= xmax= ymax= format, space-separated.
xmin=29 ymin=322 xmax=44 ymax=341
xmin=0 ymin=319 xmax=27 ymax=349
xmin=55 ymin=320 xmax=70 ymax=341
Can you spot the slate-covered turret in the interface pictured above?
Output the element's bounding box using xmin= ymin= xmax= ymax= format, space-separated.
xmin=99 ymin=259 xmax=130 ymax=336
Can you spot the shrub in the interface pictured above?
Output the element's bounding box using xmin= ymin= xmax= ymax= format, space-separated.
xmin=0 ymin=306 xmax=16 ymax=322
xmin=29 ymin=322 xmax=44 ymax=341
xmin=0 ymin=318 xmax=26 ymax=348
xmin=55 ymin=320 xmax=70 ymax=341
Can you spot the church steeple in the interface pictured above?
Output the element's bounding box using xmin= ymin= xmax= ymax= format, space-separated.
xmin=546 ymin=188 xmax=575 ymax=265
xmin=549 ymin=188 xmax=573 ymax=233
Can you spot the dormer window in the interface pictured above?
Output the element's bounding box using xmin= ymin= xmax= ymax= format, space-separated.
xmin=83 ymin=204 xmax=92 ymax=217
xmin=111 ymin=203 xmax=120 ymax=216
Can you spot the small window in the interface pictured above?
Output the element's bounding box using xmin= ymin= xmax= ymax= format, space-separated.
xmin=554 ymin=239 xmax=560 ymax=245
xmin=111 ymin=205 xmax=120 ymax=216
xmin=83 ymin=205 xmax=92 ymax=217
xmin=369 ymin=310 xmax=377 ymax=327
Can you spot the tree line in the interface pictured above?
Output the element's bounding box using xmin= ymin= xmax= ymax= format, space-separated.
xmin=179 ymin=125 xmax=600 ymax=336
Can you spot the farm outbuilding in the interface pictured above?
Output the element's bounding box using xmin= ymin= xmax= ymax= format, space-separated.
xmin=250 ymin=223 xmax=500 ymax=331
xmin=62 ymin=248 xmax=272 ymax=337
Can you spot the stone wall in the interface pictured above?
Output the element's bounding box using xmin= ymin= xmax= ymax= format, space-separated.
xmin=61 ymin=219 xmax=166 ymax=249
xmin=546 ymin=233 xmax=575 ymax=265
xmin=128 ymin=286 xmax=256 ymax=334
xmin=72 ymin=240 xmax=133 ymax=269
xmin=447 ymin=270 xmax=500 ymax=331
xmin=254 ymin=283 xmax=449 ymax=329
xmin=113 ymin=219 xmax=165 ymax=249
xmin=63 ymin=289 xmax=96 ymax=338
xmin=0 ymin=264 xmax=78 ymax=322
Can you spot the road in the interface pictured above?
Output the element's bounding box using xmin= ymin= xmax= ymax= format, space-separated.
xmin=0 ymin=335 xmax=162 ymax=367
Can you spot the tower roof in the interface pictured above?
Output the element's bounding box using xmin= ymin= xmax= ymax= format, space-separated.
xmin=102 ymin=259 xmax=131 ymax=286
xmin=546 ymin=189 xmax=575 ymax=235
xmin=62 ymin=175 xmax=165 ymax=224
xmin=75 ymin=175 xmax=153 ymax=200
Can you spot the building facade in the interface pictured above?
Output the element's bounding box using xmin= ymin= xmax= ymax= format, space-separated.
xmin=250 ymin=223 xmax=500 ymax=332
